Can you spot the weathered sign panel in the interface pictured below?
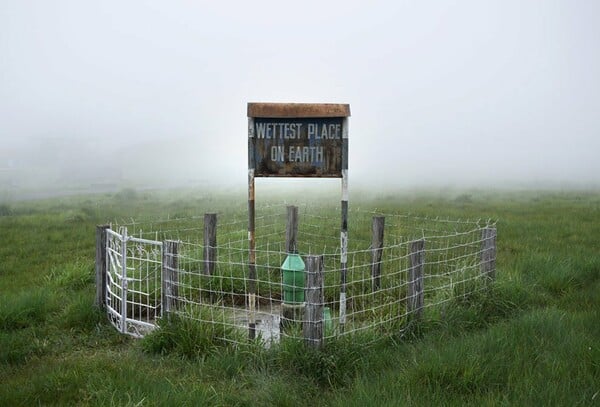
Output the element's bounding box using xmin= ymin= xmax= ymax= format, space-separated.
xmin=248 ymin=103 xmax=350 ymax=178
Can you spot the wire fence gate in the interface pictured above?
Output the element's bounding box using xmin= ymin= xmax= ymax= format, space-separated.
xmin=95 ymin=204 xmax=497 ymax=347
xmin=99 ymin=227 xmax=162 ymax=338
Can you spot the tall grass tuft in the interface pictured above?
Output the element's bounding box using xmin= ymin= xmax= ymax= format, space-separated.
xmin=265 ymin=332 xmax=375 ymax=388
xmin=60 ymin=292 xmax=105 ymax=332
xmin=0 ymin=289 xmax=59 ymax=330
xmin=45 ymin=261 xmax=94 ymax=290
xmin=0 ymin=328 xmax=49 ymax=364
xmin=141 ymin=309 xmax=243 ymax=358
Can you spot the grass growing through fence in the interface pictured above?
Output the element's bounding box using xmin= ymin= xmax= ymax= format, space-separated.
xmin=0 ymin=187 xmax=599 ymax=405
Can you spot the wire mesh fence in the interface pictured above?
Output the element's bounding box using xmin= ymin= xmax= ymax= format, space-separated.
xmin=97 ymin=203 xmax=496 ymax=347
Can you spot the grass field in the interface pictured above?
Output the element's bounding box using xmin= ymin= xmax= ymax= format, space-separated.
xmin=1 ymin=187 xmax=599 ymax=405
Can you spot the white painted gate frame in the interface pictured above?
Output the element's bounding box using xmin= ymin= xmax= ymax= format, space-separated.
xmin=105 ymin=227 xmax=162 ymax=338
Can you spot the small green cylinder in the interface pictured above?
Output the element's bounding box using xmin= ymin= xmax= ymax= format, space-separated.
xmin=281 ymin=254 xmax=305 ymax=304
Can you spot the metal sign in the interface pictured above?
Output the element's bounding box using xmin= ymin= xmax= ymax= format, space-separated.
xmin=248 ymin=103 xmax=350 ymax=178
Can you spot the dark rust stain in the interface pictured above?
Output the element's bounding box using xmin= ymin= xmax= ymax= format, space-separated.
xmin=248 ymin=102 xmax=350 ymax=118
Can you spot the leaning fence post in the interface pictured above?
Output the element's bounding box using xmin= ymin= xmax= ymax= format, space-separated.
xmin=204 ymin=213 xmax=217 ymax=276
xmin=304 ymin=255 xmax=324 ymax=348
xmin=162 ymin=240 xmax=180 ymax=317
xmin=408 ymin=239 xmax=425 ymax=320
xmin=95 ymin=225 xmax=109 ymax=309
xmin=371 ymin=216 xmax=385 ymax=292
xmin=481 ymin=227 xmax=497 ymax=282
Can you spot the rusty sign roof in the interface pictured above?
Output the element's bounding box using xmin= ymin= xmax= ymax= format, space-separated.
xmin=247 ymin=102 xmax=351 ymax=118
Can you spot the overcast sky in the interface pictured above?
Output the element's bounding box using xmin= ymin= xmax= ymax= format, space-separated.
xmin=1 ymin=0 xmax=599 ymax=192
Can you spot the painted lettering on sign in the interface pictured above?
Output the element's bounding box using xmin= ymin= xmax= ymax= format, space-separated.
xmin=255 ymin=122 xmax=342 ymax=140
xmin=250 ymin=117 xmax=345 ymax=177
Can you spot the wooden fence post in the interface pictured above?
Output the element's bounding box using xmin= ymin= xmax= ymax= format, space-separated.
xmin=281 ymin=206 xmax=300 ymax=332
xmin=408 ymin=239 xmax=425 ymax=320
xmin=204 ymin=213 xmax=217 ymax=276
xmin=95 ymin=225 xmax=109 ymax=309
xmin=286 ymin=205 xmax=299 ymax=254
xmin=304 ymin=255 xmax=324 ymax=348
xmin=371 ymin=216 xmax=385 ymax=291
xmin=481 ymin=227 xmax=497 ymax=282
xmin=162 ymin=240 xmax=180 ymax=317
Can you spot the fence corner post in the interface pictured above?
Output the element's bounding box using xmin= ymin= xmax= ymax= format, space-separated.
xmin=162 ymin=240 xmax=180 ymax=318
xmin=481 ymin=227 xmax=497 ymax=283
xmin=304 ymin=255 xmax=324 ymax=349
xmin=95 ymin=225 xmax=109 ymax=309
xmin=408 ymin=239 xmax=425 ymax=320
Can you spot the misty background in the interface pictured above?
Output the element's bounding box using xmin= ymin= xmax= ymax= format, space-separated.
xmin=1 ymin=1 xmax=599 ymax=199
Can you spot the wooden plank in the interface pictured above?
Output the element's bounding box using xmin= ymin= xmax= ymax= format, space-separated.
xmin=304 ymin=255 xmax=324 ymax=348
xmin=408 ymin=239 xmax=425 ymax=320
xmin=248 ymin=102 xmax=350 ymax=118
xmin=203 ymin=213 xmax=217 ymax=276
xmin=481 ymin=227 xmax=497 ymax=282
xmin=281 ymin=205 xmax=301 ymax=333
xmin=95 ymin=225 xmax=109 ymax=308
xmin=162 ymin=240 xmax=179 ymax=316
xmin=285 ymin=205 xmax=299 ymax=254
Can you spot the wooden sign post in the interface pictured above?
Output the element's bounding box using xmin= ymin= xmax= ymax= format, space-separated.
xmin=247 ymin=102 xmax=350 ymax=338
